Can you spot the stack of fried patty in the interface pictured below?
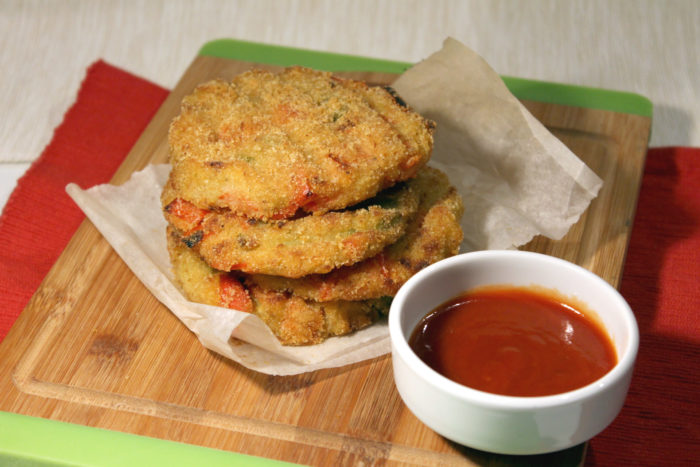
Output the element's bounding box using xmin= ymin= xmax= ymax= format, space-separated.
xmin=163 ymin=66 xmax=464 ymax=345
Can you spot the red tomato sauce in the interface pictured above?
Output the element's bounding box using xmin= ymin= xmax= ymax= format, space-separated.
xmin=408 ymin=286 xmax=617 ymax=397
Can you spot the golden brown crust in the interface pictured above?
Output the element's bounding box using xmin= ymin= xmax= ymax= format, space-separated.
xmin=165 ymin=177 xmax=422 ymax=278
xmin=162 ymin=66 xmax=453 ymax=346
xmin=166 ymin=67 xmax=434 ymax=219
xmin=167 ymin=226 xmax=224 ymax=306
xmin=246 ymin=167 xmax=464 ymax=301
xmin=245 ymin=285 xmax=387 ymax=346
xmin=166 ymin=226 xmax=388 ymax=346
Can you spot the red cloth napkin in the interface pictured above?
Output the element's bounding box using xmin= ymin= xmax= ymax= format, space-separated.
xmin=0 ymin=61 xmax=168 ymax=336
xmin=587 ymin=146 xmax=700 ymax=466
xmin=0 ymin=61 xmax=697 ymax=466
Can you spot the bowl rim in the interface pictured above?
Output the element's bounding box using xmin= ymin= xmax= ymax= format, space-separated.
xmin=389 ymin=250 xmax=640 ymax=410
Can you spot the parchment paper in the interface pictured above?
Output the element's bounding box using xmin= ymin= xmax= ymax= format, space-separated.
xmin=392 ymin=38 xmax=603 ymax=251
xmin=66 ymin=37 xmax=602 ymax=375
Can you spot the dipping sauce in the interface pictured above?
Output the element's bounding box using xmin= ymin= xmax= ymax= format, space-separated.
xmin=408 ymin=286 xmax=617 ymax=397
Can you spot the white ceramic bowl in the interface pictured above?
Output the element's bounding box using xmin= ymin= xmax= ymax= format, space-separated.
xmin=389 ymin=250 xmax=639 ymax=455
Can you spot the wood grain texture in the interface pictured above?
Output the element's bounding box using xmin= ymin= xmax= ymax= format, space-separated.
xmin=0 ymin=56 xmax=650 ymax=466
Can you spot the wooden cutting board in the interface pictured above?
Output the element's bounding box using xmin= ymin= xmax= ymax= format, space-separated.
xmin=0 ymin=50 xmax=651 ymax=466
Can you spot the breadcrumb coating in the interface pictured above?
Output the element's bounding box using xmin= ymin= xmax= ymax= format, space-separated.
xmin=161 ymin=66 xmax=459 ymax=346
xmin=164 ymin=176 xmax=422 ymax=278
xmin=246 ymin=167 xmax=464 ymax=301
xmin=166 ymin=227 xmax=387 ymax=345
xmin=166 ymin=66 xmax=434 ymax=219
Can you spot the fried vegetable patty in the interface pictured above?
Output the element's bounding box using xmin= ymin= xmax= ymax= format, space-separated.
xmin=167 ymin=227 xmax=387 ymax=345
xmin=246 ymin=167 xmax=464 ymax=301
xmin=166 ymin=66 xmax=435 ymax=220
xmin=164 ymin=176 xmax=422 ymax=278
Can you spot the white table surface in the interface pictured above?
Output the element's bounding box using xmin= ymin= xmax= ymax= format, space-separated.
xmin=1 ymin=0 xmax=698 ymax=211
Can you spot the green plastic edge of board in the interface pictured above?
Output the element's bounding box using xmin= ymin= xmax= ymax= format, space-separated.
xmin=0 ymin=37 xmax=653 ymax=467
xmin=0 ymin=411 xmax=296 ymax=467
xmin=198 ymin=38 xmax=653 ymax=119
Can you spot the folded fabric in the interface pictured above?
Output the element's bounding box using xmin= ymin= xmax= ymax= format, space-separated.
xmin=0 ymin=61 xmax=168 ymax=338
xmin=0 ymin=61 xmax=697 ymax=466
xmin=586 ymin=146 xmax=700 ymax=466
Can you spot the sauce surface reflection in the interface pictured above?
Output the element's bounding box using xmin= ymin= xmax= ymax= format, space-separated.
xmin=408 ymin=286 xmax=617 ymax=397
